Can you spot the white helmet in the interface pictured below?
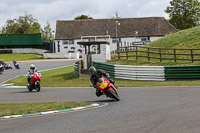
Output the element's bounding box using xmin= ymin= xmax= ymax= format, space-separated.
xmin=30 ymin=64 xmax=35 ymax=71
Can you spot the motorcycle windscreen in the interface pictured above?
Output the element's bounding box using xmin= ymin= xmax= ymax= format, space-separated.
xmin=96 ymin=78 xmax=108 ymax=89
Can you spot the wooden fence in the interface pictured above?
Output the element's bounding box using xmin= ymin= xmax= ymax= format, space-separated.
xmin=117 ymin=45 xmax=200 ymax=62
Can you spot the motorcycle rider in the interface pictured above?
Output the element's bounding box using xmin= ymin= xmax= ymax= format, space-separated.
xmin=0 ymin=59 xmax=4 ymax=72
xmin=27 ymin=64 xmax=38 ymax=87
xmin=13 ymin=60 xmax=20 ymax=69
xmin=89 ymin=66 xmax=115 ymax=97
xmin=0 ymin=59 xmax=5 ymax=66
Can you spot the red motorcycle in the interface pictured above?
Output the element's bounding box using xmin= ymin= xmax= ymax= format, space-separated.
xmin=27 ymin=72 xmax=42 ymax=92
xmin=96 ymin=76 xmax=120 ymax=101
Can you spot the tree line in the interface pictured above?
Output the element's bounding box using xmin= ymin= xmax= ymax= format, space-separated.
xmin=0 ymin=13 xmax=54 ymax=40
xmin=165 ymin=0 xmax=200 ymax=30
xmin=0 ymin=13 xmax=93 ymax=40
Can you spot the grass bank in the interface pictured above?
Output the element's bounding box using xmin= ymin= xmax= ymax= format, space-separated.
xmin=0 ymin=102 xmax=90 ymax=117
xmin=109 ymin=26 xmax=200 ymax=66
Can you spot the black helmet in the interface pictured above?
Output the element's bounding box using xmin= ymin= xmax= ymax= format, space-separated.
xmin=89 ymin=66 xmax=96 ymax=75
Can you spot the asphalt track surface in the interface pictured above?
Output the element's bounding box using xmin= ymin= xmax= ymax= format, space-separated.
xmin=1 ymin=60 xmax=200 ymax=133
xmin=0 ymin=59 xmax=78 ymax=84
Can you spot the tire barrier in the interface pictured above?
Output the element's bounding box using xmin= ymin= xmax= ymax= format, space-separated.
xmin=92 ymin=62 xmax=200 ymax=81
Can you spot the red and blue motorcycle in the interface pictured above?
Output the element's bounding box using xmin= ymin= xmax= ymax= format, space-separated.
xmin=96 ymin=77 xmax=120 ymax=101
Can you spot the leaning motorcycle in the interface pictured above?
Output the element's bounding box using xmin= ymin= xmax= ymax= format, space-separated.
xmin=0 ymin=64 xmax=4 ymax=74
xmin=13 ymin=62 xmax=20 ymax=69
xmin=96 ymin=76 xmax=120 ymax=101
xmin=27 ymin=72 xmax=42 ymax=92
xmin=4 ymin=63 xmax=12 ymax=70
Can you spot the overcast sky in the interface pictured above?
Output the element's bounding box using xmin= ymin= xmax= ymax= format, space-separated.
xmin=0 ymin=0 xmax=171 ymax=31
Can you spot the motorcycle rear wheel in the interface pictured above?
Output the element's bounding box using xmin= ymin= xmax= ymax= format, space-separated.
xmin=108 ymin=89 xmax=120 ymax=101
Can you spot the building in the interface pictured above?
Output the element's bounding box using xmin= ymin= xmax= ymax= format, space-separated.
xmin=55 ymin=17 xmax=177 ymax=58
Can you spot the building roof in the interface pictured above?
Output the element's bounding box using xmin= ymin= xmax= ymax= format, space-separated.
xmin=55 ymin=17 xmax=177 ymax=40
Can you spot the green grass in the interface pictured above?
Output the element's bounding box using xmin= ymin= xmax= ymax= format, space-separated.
xmin=109 ymin=26 xmax=200 ymax=66
xmin=0 ymin=102 xmax=90 ymax=117
xmin=108 ymin=57 xmax=200 ymax=66
xmin=0 ymin=53 xmax=43 ymax=62
xmin=146 ymin=26 xmax=200 ymax=49
xmin=6 ymin=65 xmax=200 ymax=87
xmin=6 ymin=65 xmax=92 ymax=87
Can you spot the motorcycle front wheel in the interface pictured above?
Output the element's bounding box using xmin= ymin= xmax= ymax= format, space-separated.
xmin=27 ymin=85 xmax=32 ymax=92
xmin=108 ymin=89 xmax=120 ymax=101
xmin=35 ymin=81 xmax=40 ymax=92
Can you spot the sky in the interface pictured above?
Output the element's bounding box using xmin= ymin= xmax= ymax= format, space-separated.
xmin=0 ymin=0 xmax=171 ymax=32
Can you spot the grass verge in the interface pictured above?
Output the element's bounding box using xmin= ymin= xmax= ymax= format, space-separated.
xmin=0 ymin=53 xmax=43 ymax=62
xmin=0 ymin=102 xmax=90 ymax=117
xmin=6 ymin=65 xmax=92 ymax=87
xmin=6 ymin=65 xmax=200 ymax=87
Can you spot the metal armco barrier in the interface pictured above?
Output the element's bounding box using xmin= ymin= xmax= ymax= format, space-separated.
xmin=92 ymin=62 xmax=115 ymax=78
xmin=165 ymin=65 xmax=200 ymax=81
xmin=92 ymin=62 xmax=165 ymax=81
xmin=92 ymin=62 xmax=200 ymax=81
xmin=114 ymin=65 xmax=165 ymax=81
xmin=74 ymin=63 xmax=80 ymax=78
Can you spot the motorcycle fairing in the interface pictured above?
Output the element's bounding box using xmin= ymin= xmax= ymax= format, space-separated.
xmin=96 ymin=77 xmax=108 ymax=89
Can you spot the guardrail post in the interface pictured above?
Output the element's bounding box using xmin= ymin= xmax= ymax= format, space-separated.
xmin=117 ymin=46 xmax=120 ymax=59
xmin=159 ymin=48 xmax=162 ymax=62
xmin=174 ymin=49 xmax=176 ymax=62
xmin=191 ymin=49 xmax=194 ymax=62
xmin=136 ymin=46 xmax=138 ymax=60
xmin=74 ymin=61 xmax=80 ymax=78
xmin=126 ymin=47 xmax=128 ymax=59
xmin=148 ymin=48 xmax=150 ymax=61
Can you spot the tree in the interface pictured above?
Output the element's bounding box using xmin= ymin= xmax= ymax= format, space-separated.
xmin=165 ymin=0 xmax=200 ymax=30
xmin=74 ymin=15 xmax=93 ymax=20
xmin=41 ymin=21 xmax=54 ymax=40
xmin=1 ymin=12 xmax=41 ymax=34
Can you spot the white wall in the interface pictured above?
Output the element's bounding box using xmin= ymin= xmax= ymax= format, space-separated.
xmin=43 ymin=53 xmax=79 ymax=59
xmin=12 ymin=48 xmax=47 ymax=54
xmin=90 ymin=44 xmax=111 ymax=62
xmin=55 ymin=39 xmax=82 ymax=54
xmin=55 ymin=36 xmax=164 ymax=57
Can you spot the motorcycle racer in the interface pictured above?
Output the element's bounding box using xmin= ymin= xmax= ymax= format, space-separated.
xmin=89 ymin=66 xmax=115 ymax=97
xmin=27 ymin=64 xmax=38 ymax=87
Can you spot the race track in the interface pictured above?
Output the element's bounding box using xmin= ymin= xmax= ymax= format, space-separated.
xmin=1 ymin=60 xmax=200 ymax=133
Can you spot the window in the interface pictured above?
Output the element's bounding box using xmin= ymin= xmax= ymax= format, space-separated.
xmin=124 ymin=41 xmax=126 ymax=47
xmin=63 ymin=40 xmax=74 ymax=45
xmin=63 ymin=40 xmax=68 ymax=45
xmin=112 ymin=38 xmax=119 ymax=43
xmin=89 ymin=38 xmax=95 ymax=42
xmin=91 ymin=45 xmax=100 ymax=54
xmin=69 ymin=40 xmax=74 ymax=44
xmin=141 ymin=37 xmax=148 ymax=41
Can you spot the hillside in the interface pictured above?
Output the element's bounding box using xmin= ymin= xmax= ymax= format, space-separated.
xmin=146 ymin=26 xmax=200 ymax=49
xmin=109 ymin=26 xmax=200 ymax=66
